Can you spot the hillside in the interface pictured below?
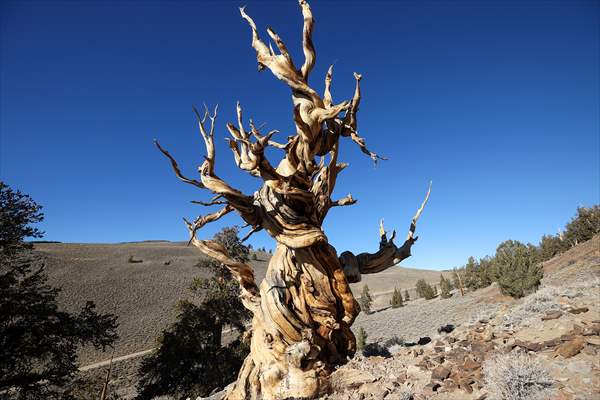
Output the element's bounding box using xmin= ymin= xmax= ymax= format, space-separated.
xmin=35 ymin=241 xmax=447 ymax=365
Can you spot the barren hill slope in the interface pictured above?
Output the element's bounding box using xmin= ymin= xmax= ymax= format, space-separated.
xmin=35 ymin=241 xmax=446 ymax=365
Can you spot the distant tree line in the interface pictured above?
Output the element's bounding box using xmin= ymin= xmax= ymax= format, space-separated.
xmin=453 ymin=205 xmax=599 ymax=298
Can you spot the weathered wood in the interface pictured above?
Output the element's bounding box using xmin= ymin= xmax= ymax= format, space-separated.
xmin=156 ymin=1 xmax=430 ymax=398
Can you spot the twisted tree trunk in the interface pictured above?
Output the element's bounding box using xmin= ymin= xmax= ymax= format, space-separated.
xmin=156 ymin=2 xmax=430 ymax=398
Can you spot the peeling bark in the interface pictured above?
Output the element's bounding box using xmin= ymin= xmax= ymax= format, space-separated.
xmin=155 ymin=1 xmax=430 ymax=398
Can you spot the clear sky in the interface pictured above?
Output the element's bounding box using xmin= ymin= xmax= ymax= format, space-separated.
xmin=1 ymin=0 xmax=598 ymax=270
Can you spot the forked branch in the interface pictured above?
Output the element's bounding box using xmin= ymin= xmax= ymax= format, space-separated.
xmin=339 ymin=182 xmax=432 ymax=282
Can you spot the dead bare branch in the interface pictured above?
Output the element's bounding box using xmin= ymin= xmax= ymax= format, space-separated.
xmin=154 ymin=140 xmax=204 ymax=189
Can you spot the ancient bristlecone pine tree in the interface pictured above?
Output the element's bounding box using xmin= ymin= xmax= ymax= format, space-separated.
xmin=155 ymin=2 xmax=431 ymax=398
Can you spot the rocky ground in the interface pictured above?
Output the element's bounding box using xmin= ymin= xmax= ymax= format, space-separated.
xmin=328 ymin=280 xmax=599 ymax=400
xmin=325 ymin=236 xmax=600 ymax=400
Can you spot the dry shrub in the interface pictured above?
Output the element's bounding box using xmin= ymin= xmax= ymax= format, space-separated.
xmin=503 ymin=286 xmax=561 ymax=329
xmin=484 ymin=352 xmax=554 ymax=400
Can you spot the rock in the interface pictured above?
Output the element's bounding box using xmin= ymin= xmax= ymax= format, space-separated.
xmin=358 ymin=382 xmax=389 ymax=400
xmin=459 ymin=380 xmax=473 ymax=393
xmin=330 ymin=368 xmax=376 ymax=391
xmin=417 ymin=337 xmax=431 ymax=346
xmin=422 ymin=382 xmax=441 ymax=395
xmin=542 ymin=311 xmax=563 ymax=320
xmin=462 ymin=358 xmax=480 ymax=371
xmin=471 ymin=341 xmax=494 ymax=354
xmin=431 ymin=354 xmax=445 ymax=364
xmin=431 ymin=365 xmax=451 ymax=381
xmin=543 ymin=338 xmax=562 ymax=348
xmin=395 ymin=371 xmax=407 ymax=384
xmin=585 ymin=336 xmax=600 ymax=346
xmin=483 ymin=327 xmax=494 ymax=342
xmin=438 ymin=324 xmax=455 ymax=334
xmin=514 ymin=339 xmax=542 ymax=352
xmin=556 ymin=337 xmax=585 ymax=358
xmin=443 ymin=378 xmax=458 ymax=390
xmin=568 ymin=307 xmax=589 ymax=314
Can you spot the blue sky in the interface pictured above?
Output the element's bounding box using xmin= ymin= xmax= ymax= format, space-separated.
xmin=1 ymin=0 xmax=598 ymax=269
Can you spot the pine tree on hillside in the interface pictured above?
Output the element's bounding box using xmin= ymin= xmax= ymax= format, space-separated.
xmin=0 ymin=182 xmax=118 ymax=400
xmin=404 ymin=289 xmax=410 ymax=302
xmin=415 ymin=279 xmax=435 ymax=300
xmin=356 ymin=327 xmax=368 ymax=351
xmin=359 ymin=284 xmax=373 ymax=314
xmin=390 ymin=287 xmax=403 ymax=308
xmin=494 ymin=240 xmax=543 ymax=298
xmin=563 ymin=206 xmax=600 ymax=246
xmin=440 ymin=274 xmax=452 ymax=299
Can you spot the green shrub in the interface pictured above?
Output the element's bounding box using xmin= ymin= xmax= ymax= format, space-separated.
xmin=495 ymin=240 xmax=543 ymax=298
xmin=390 ymin=287 xmax=403 ymax=308
xmin=356 ymin=327 xmax=367 ymax=351
xmin=537 ymin=234 xmax=568 ymax=262
xmin=359 ymin=284 xmax=373 ymax=314
xmin=415 ymin=279 xmax=435 ymax=300
xmin=439 ymin=274 xmax=452 ymax=299
xmin=563 ymin=205 xmax=600 ymax=247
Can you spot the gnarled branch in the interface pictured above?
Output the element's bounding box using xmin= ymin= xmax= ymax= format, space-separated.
xmin=299 ymin=0 xmax=315 ymax=81
xmin=184 ymin=206 xmax=260 ymax=313
xmin=154 ymin=140 xmax=204 ymax=189
xmin=339 ymin=182 xmax=432 ymax=283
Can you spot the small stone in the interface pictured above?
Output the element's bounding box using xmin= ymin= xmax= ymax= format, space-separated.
xmin=585 ymin=337 xmax=600 ymax=346
xmin=431 ymin=365 xmax=451 ymax=381
xmin=423 ymin=382 xmax=441 ymax=395
xmin=542 ymin=311 xmax=563 ymax=320
xmin=330 ymin=368 xmax=376 ymax=391
xmin=358 ymin=382 xmax=389 ymax=400
xmin=483 ymin=327 xmax=494 ymax=342
xmin=514 ymin=339 xmax=542 ymax=352
xmin=556 ymin=337 xmax=585 ymax=358
xmin=543 ymin=338 xmax=562 ymax=348
xmin=418 ymin=336 xmax=431 ymax=345
xmin=459 ymin=381 xmax=473 ymax=393
xmin=462 ymin=358 xmax=480 ymax=371
xmin=568 ymin=307 xmax=589 ymax=314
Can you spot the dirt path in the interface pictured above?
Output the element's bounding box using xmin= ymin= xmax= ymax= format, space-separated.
xmin=79 ymin=348 xmax=155 ymax=371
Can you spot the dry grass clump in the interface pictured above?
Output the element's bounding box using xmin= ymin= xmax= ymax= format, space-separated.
xmin=502 ymin=286 xmax=561 ymax=329
xmin=484 ymin=352 xmax=554 ymax=400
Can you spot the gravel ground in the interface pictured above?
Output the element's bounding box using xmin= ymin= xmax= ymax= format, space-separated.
xmin=352 ymin=286 xmax=504 ymax=344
